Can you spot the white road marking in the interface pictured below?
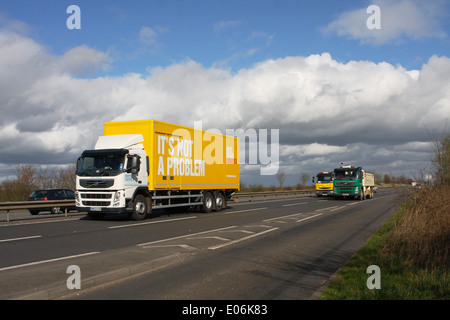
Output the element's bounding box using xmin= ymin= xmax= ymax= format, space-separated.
xmin=141 ymin=244 xmax=197 ymax=251
xmin=221 ymin=207 xmax=267 ymax=214
xmin=330 ymin=206 xmax=346 ymax=211
xmin=315 ymin=206 xmax=339 ymax=212
xmin=109 ymin=216 xmax=197 ymax=229
xmin=187 ymin=236 xmax=230 ymax=242
xmin=282 ymin=202 xmax=308 ymax=207
xmin=0 ymin=235 xmax=42 ymax=243
xmin=208 ymin=227 xmax=279 ymax=250
xmin=296 ymin=213 xmax=323 ymax=223
xmin=137 ymin=226 xmax=237 ymax=247
xmin=263 ymin=212 xmax=303 ymax=222
xmin=0 ymin=252 xmax=100 ymax=272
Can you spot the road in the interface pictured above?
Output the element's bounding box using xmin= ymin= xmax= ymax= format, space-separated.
xmin=0 ymin=188 xmax=399 ymax=300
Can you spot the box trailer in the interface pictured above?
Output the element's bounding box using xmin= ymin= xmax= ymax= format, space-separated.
xmin=75 ymin=119 xmax=240 ymax=220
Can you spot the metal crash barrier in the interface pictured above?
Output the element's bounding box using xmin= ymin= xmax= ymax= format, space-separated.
xmin=0 ymin=200 xmax=76 ymax=222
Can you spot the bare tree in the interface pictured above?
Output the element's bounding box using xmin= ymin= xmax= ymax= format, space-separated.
xmin=0 ymin=163 xmax=77 ymax=202
xmin=300 ymin=172 xmax=309 ymax=187
xmin=426 ymin=121 xmax=449 ymax=186
xmin=276 ymin=170 xmax=286 ymax=189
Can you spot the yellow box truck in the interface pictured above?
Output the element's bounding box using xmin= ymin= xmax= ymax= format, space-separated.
xmin=75 ymin=120 xmax=240 ymax=220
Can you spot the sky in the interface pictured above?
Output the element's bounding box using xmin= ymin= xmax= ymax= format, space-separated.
xmin=0 ymin=0 xmax=449 ymax=187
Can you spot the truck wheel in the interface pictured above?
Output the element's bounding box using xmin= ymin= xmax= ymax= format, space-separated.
xmin=214 ymin=192 xmax=225 ymax=212
xmin=131 ymin=194 xmax=149 ymax=220
xmin=359 ymin=188 xmax=365 ymax=201
xmin=202 ymin=192 xmax=214 ymax=213
xmin=51 ymin=207 xmax=61 ymax=214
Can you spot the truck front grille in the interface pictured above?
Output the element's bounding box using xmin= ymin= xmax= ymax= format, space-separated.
xmin=82 ymin=200 xmax=111 ymax=206
xmin=335 ymin=187 xmax=356 ymax=193
xmin=80 ymin=193 xmax=112 ymax=206
xmin=79 ymin=179 xmax=114 ymax=188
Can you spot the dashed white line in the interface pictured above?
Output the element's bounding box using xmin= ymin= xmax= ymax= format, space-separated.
xmin=208 ymin=227 xmax=279 ymax=250
xmin=296 ymin=213 xmax=323 ymax=223
xmin=263 ymin=212 xmax=303 ymax=222
xmin=282 ymin=202 xmax=308 ymax=207
xmin=330 ymin=206 xmax=346 ymax=211
xmin=221 ymin=207 xmax=268 ymax=214
xmin=109 ymin=216 xmax=197 ymax=229
xmin=141 ymin=244 xmax=197 ymax=251
xmin=137 ymin=225 xmax=237 ymax=247
xmin=187 ymin=236 xmax=230 ymax=242
xmin=0 ymin=252 xmax=100 ymax=272
xmin=0 ymin=235 xmax=42 ymax=243
xmin=315 ymin=206 xmax=339 ymax=212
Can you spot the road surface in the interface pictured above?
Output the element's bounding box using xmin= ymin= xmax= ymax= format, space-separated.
xmin=0 ymin=188 xmax=398 ymax=301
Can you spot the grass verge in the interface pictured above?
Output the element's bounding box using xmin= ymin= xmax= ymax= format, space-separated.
xmin=320 ymin=185 xmax=449 ymax=300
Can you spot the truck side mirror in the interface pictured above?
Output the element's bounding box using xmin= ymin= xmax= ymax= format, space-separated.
xmin=127 ymin=155 xmax=141 ymax=174
xmin=312 ymin=177 xmax=315 ymax=183
xmin=76 ymin=157 xmax=82 ymax=173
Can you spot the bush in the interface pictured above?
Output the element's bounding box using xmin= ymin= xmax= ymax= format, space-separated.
xmin=383 ymin=184 xmax=450 ymax=268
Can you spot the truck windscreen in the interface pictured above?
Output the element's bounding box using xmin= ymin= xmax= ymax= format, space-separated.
xmin=334 ymin=169 xmax=357 ymax=180
xmin=77 ymin=152 xmax=126 ymax=176
xmin=317 ymin=175 xmax=332 ymax=182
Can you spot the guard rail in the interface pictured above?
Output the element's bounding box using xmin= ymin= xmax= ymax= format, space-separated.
xmin=0 ymin=190 xmax=314 ymax=222
xmin=0 ymin=200 xmax=75 ymax=222
xmin=232 ymin=189 xmax=314 ymax=202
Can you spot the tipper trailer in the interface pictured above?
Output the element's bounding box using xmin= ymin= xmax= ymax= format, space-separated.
xmin=75 ymin=119 xmax=240 ymax=220
xmin=333 ymin=165 xmax=375 ymax=200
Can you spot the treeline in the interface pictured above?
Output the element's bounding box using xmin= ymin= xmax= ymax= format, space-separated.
xmin=0 ymin=164 xmax=76 ymax=202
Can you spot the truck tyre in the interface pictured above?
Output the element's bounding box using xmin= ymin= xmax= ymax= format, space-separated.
xmin=214 ymin=192 xmax=225 ymax=212
xmin=202 ymin=192 xmax=214 ymax=213
xmin=51 ymin=207 xmax=61 ymax=214
xmin=359 ymin=188 xmax=365 ymax=201
xmin=131 ymin=194 xmax=149 ymax=220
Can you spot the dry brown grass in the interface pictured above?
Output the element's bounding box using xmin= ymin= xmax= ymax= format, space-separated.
xmin=384 ymin=184 xmax=450 ymax=268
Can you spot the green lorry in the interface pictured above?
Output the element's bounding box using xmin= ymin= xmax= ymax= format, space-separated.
xmin=333 ymin=165 xmax=376 ymax=200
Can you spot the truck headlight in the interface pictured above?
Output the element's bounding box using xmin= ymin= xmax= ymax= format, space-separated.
xmin=75 ymin=191 xmax=80 ymax=206
xmin=113 ymin=191 xmax=121 ymax=206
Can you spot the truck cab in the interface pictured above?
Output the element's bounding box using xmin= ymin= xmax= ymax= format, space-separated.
xmin=75 ymin=134 xmax=151 ymax=220
xmin=333 ymin=165 xmax=375 ymax=200
xmin=312 ymin=171 xmax=334 ymax=197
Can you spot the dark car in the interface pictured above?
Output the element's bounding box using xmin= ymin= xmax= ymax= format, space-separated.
xmin=27 ymin=189 xmax=76 ymax=215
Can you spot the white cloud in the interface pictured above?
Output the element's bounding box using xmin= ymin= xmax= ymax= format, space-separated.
xmin=0 ymin=29 xmax=448 ymax=182
xmin=323 ymin=0 xmax=447 ymax=45
xmin=214 ymin=20 xmax=240 ymax=32
xmin=59 ymin=45 xmax=112 ymax=76
xmin=139 ymin=26 xmax=158 ymax=45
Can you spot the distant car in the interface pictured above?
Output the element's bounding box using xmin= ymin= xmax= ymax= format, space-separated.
xmin=27 ymin=188 xmax=76 ymax=215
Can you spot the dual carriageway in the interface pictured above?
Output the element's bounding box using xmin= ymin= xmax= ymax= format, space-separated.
xmin=0 ymin=188 xmax=398 ymax=300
